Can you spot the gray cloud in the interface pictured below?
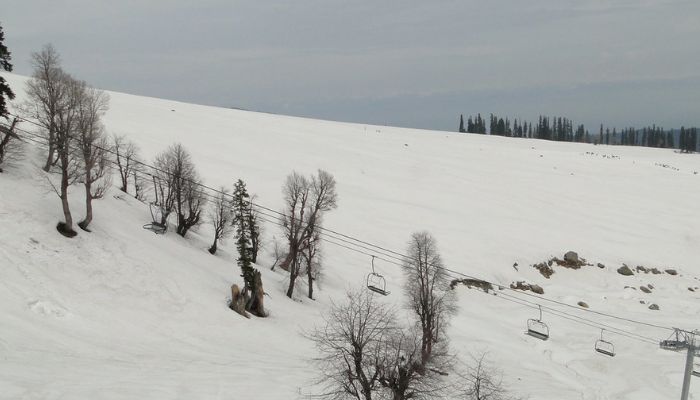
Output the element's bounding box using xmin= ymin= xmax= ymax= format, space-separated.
xmin=2 ymin=0 xmax=698 ymax=130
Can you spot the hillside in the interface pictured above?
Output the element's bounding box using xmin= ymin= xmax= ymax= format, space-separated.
xmin=1 ymin=72 xmax=699 ymax=399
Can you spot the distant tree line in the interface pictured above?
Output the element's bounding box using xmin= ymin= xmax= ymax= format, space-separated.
xmin=458 ymin=113 xmax=699 ymax=152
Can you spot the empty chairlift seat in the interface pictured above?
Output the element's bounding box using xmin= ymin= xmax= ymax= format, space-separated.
xmin=659 ymin=331 xmax=687 ymax=352
xmin=595 ymin=329 xmax=615 ymax=357
xmin=143 ymin=203 xmax=168 ymax=234
xmin=526 ymin=305 xmax=550 ymax=341
xmin=366 ymin=256 xmax=389 ymax=296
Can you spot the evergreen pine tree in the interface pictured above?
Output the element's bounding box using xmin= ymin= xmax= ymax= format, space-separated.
xmin=679 ymin=127 xmax=687 ymax=152
xmin=247 ymin=198 xmax=261 ymax=263
xmin=0 ymin=24 xmax=15 ymax=119
xmin=232 ymin=179 xmax=255 ymax=295
xmin=497 ymin=118 xmax=505 ymax=135
xmin=459 ymin=114 xmax=465 ymax=133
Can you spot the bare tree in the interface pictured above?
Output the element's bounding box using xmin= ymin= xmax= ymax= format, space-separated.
xmin=152 ymin=143 xmax=206 ymax=237
xmin=378 ymin=326 xmax=451 ymax=400
xmin=403 ymin=231 xmax=457 ymax=367
xmin=76 ymin=86 xmax=110 ymax=231
xmin=279 ymin=172 xmax=308 ymax=273
xmin=133 ymin=166 xmax=147 ymax=201
xmin=280 ymin=169 xmax=337 ymax=298
xmin=307 ymin=289 xmax=396 ymax=400
xmin=112 ymin=133 xmax=140 ymax=193
xmin=269 ymin=236 xmax=285 ymax=271
xmin=0 ymin=117 xmax=23 ymax=172
xmin=51 ymin=73 xmax=85 ymax=237
xmin=460 ymin=353 xmax=516 ymax=400
xmin=301 ymin=230 xmax=322 ymax=299
xmin=208 ymin=187 xmax=232 ymax=254
xmin=23 ymin=44 xmax=64 ymax=172
xmin=178 ymin=170 xmax=206 ymax=236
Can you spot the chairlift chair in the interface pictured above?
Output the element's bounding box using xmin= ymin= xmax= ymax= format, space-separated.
xmin=366 ymin=256 xmax=389 ymax=296
xmin=659 ymin=331 xmax=687 ymax=352
xmin=526 ymin=305 xmax=550 ymax=341
xmin=659 ymin=340 xmax=686 ymax=351
xmin=142 ymin=203 xmax=168 ymax=234
xmin=595 ymin=329 xmax=615 ymax=357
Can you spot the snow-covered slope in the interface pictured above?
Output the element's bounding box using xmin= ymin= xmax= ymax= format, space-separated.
xmin=1 ymin=72 xmax=699 ymax=399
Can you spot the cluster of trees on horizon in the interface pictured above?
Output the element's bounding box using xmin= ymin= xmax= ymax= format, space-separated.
xmin=459 ymin=113 xmax=699 ymax=153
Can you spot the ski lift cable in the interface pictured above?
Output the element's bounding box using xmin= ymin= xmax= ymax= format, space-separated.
xmin=11 ymin=124 xmax=681 ymax=336
xmin=497 ymin=291 xmax=659 ymax=344
xmin=8 ymin=115 xmax=680 ymax=334
xmin=203 ymin=189 xmax=677 ymax=334
xmin=256 ymin=214 xmax=660 ymax=345
xmin=486 ymin=289 xmax=658 ymax=345
xmin=486 ymin=287 xmax=657 ymax=344
xmin=233 ymin=202 xmax=674 ymax=342
xmin=13 ymin=128 xmax=221 ymax=213
xmin=16 ymin=125 xmax=668 ymax=347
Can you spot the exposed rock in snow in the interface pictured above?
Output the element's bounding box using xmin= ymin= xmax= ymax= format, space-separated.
xmin=617 ymin=265 xmax=634 ymax=276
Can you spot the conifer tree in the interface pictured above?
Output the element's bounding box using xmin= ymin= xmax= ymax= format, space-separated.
xmin=247 ymin=195 xmax=261 ymax=263
xmin=679 ymin=127 xmax=686 ymax=152
xmin=477 ymin=113 xmax=486 ymax=134
xmin=0 ymin=24 xmax=14 ymax=119
xmin=232 ymin=179 xmax=255 ymax=295
xmin=458 ymin=114 xmax=465 ymax=133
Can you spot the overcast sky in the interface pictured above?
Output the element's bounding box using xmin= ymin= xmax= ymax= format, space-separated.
xmin=2 ymin=0 xmax=699 ymax=131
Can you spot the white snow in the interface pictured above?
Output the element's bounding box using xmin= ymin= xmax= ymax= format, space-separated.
xmin=1 ymin=72 xmax=699 ymax=399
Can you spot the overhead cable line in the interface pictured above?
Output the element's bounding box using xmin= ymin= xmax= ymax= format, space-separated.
xmin=5 ymin=112 xmax=678 ymax=334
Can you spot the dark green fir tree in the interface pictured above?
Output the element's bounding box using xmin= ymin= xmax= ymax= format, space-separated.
xmin=0 ymin=23 xmax=15 ymax=119
xmin=232 ymin=179 xmax=255 ymax=295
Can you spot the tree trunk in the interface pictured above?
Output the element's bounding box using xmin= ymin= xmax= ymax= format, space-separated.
xmin=61 ymin=191 xmax=72 ymax=230
xmin=43 ymin=143 xmax=55 ymax=172
xmin=208 ymin=238 xmax=218 ymax=255
xmin=279 ymin=251 xmax=292 ymax=271
xmin=248 ymin=270 xmax=266 ymax=317
xmin=229 ymin=284 xmax=249 ymax=318
xmin=177 ymin=214 xmax=187 ymax=237
xmin=178 ymin=225 xmax=190 ymax=237
xmin=57 ymin=155 xmax=76 ymax=237
xmin=79 ymin=175 xmax=93 ymax=231
xmin=307 ymin=261 xmax=314 ymax=300
xmin=43 ymin=126 xmax=58 ymax=172
xmin=286 ymin=248 xmax=298 ymax=298
xmin=120 ymin=176 xmax=128 ymax=192
xmin=251 ymin=238 xmax=258 ymax=263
